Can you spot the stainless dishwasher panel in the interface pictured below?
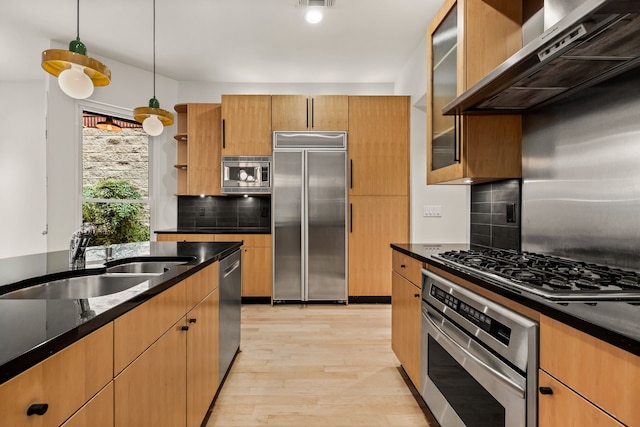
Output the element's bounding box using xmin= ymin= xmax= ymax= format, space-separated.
xmin=219 ymin=249 xmax=241 ymax=382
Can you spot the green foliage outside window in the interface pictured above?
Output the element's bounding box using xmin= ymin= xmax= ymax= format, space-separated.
xmin=82 ymin=180 xmax=150 ymax=246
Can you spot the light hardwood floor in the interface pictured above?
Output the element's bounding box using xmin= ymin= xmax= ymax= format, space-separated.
xmin=206 ymin=304 xmax=438 ymax=427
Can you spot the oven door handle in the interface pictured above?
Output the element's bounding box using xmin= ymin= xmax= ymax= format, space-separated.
xmin=425 ymin=309 xmax=526 ymax=399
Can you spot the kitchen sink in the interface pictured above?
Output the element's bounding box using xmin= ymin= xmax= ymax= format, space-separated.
xmin=0 ymin=256 xmax=196 ymax=300
xmin=0 ymin=274 xmax=149 ymax=299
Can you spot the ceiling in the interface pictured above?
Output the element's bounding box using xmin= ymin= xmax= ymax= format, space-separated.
xmin=0 ymin=0 xmax=443 ymax=84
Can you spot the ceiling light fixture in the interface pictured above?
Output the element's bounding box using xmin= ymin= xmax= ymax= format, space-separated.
xmin=299 ymin=0 xmax=335 ymax=24
xmin=96 ymin=116 xmax=122 ymax=132
xmin=133 ymin=0 xmax=174 ymax=136
xmin=41 ymin=0 xmax=111 ymax=99
xmin=305 ymin=8 xmax=323 ymax=24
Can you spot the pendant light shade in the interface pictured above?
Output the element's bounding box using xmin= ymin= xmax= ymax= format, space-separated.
xmin=96 ymin=116 xmax=122 ymax=132
xmin=41 ymin=1 xmax=110 ymax=99
xmin=134 ymin=0 xmax=174 ymax=136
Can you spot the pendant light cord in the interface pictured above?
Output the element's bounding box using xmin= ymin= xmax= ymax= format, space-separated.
xmin=153 ymin=0 xmax=156 ymax=98
xmin=76 ymin=0 xmax=80 ymax=39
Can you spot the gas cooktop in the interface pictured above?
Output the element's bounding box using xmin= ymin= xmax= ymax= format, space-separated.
xmin=432 ymin=249 xmax=640 ymax=301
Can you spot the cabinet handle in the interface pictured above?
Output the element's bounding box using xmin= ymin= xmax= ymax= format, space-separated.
xmin=311 ymin=97 xmax=315 ymax=128
xmin=306 ymin=98 xmax=309 ymax=129
xmin=27 ymin=403 xmax=48 ymax=416
xmin=414 ymin=294 xmax=420 ymax=298
xmin=454 ymin=114 xmax=461 ymax=163
xmin=400 ymin=264 xmax=406 ymax=269
xmin=350 ymin=159 xmax=353 ymax=189
xmin=188 ymin=318 xmax=197 ymax=324
xmin=349 ymin=203 xmax=353 ymax=233
xmin=222 ymin=119 xmax=226 ymax=149
xmin=181 ymin=326 xmax=189 ymax=331
xmin=539 ymin=387 xmax=553 ymax=395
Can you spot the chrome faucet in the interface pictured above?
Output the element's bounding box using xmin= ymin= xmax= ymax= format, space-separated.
xmin=69 ymin=223 xmax=96 ymax=269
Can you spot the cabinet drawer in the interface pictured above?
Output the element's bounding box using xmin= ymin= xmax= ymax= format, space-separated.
xmin=540 ymin=315 xmax=640 ymax=426
xmin=538 ymin=370 xmax=623 ymax=426
xmin=156 ymin=234 xmax=215 ymax=242
xmin=185 ymin=263 xmax=219 ymax=309
xmin=114 ymin=282 xmax=186 ymax=374
xmin=215 ymin=234 xmax=270 ymax=247
xmin=61 ymin=382 xmax=114 ymax=427
xmin=0 ymin=324 xmax=113 ymax=427
xmin=392 ymin=251 xmax=423 ymax=285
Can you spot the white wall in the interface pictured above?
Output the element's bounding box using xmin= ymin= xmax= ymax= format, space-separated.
xmin=177 ymin=82 xmax=394 ymax=102
xmin=0 ymin=81 xmax=47 ymax=258
xmin=394 ymin=36 xmax=469 ymax=243
xmin=45 ymin=41 xmax=179 ymax=252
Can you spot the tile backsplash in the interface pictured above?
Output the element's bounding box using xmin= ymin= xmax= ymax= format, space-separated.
xmin=470 ymin=179 xmax=521 ymax=250
xmin=178 ymin=196 xmax=271 ymax=229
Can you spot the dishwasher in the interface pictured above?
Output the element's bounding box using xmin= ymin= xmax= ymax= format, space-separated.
xmin=219 ymin=249 xmax=241 ymax=382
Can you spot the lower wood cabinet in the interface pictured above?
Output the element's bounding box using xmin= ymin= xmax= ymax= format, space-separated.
xmin=391 ymin=250 xmax=423 ymax=389
xmin=61 ymin=382 xmax=114 ymax=427
xmin=0 ymin=324 xmax=113 ymax=427
xmin=538 ymin=370 xmax=623 ymax=427
xmin=539 ymin=315 xmax=640 ymax=426
xmin=115 ymin=322 xmax=187 ymax=427
xmin=156 ymin=233 xmax=272 ymax=298
xmin=186 ymin=289 xmax=220 ymax=427
xmin=349 ymin=196 xmax=409 ymax=296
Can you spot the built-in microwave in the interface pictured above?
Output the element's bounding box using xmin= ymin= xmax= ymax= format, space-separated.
xmin=221 ymin=156 xmax=271 ymax=194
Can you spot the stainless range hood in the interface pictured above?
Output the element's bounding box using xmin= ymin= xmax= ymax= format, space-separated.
xmin=444 ymin=0 xmax=640 ymax=115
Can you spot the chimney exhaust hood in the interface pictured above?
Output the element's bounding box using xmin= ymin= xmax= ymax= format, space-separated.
xmin=444 ymin=0 xmax=640 ymax=115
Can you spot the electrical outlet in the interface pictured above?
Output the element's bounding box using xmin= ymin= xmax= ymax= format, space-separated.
xmin=423 ymin=205 xmax=442 ymax=217
xmin=199 ymin=208 xmax=205 ymax=216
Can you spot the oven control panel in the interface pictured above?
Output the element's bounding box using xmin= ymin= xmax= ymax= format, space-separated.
xmin=430 ymin=284 xmax=511 ymax=345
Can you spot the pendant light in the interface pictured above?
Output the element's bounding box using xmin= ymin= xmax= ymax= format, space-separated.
xmin=41 ymin=0 xmax=111 ymax=99
xmin=96 ymin=116 xmax=122 ymax=132
xmin=134 ymin=0 xmax=174 ymax=136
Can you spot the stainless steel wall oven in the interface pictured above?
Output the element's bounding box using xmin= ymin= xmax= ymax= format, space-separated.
xmin=420 ymin=269 xmax=538 ymax=427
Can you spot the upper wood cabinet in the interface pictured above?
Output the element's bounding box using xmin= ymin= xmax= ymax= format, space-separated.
xmin=272 ymin=95 xmax=348 ymax=131
xmin=348 ymin=96 xmax=410 ymax=196
xmin=427 ymin=0 xmax=522 ymax=185
xmin=174 ymin=103 xmax=222 ymax=196
xmin=221 ymin=95 xmax=272 ymax=155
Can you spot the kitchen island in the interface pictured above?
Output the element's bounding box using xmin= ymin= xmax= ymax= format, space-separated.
xmin=0 ymin=240 xmax=241 ymax=427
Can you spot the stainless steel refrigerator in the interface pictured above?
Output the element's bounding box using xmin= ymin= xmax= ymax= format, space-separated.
xmin=272 ymin=131 xmax=347 ymax=302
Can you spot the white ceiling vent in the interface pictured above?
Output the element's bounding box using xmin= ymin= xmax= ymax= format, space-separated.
xmin=298 ymin=0 xmax=336 ymax=8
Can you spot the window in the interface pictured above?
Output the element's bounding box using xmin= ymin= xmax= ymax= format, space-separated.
xmin=81 ymin=111 xmax=150 ymax=245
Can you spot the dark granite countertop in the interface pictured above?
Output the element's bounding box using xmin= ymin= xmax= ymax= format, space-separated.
xmin=156 ymin=227 xmax=270 ymax=234
xmin=391 ymin=243 xmax=640 ymax=357
xmin=0 ymin=241 xmax=242 ymax=385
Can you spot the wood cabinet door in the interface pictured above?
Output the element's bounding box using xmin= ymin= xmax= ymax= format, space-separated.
xmin=61 ymin=382 xmax=114 ymax=427
xmin=348 ymin=96 xmax=409 ymax=196
xmin=272 ymin=95 xmax=309 ymax=130
xmin=186 ymin=289 xmax=219 ymax=427
xmin=242 ymin=246 xmax=272 ymax=297
xmin=115 ymin=323 xmax=187 ymax=427
xmin=391 ymin=271 xmax=421 ymax=388
xmin=540 ymin=315 xmax=640 ymax=426
xmin=538 ymin=371 xmax=624 ymax=427
xmin=187 ymin=104 xmax=222 ymax=195
xmin=310 ymin=95 xmax=348 ymax=131
xmin=348 ymin=196 xmax=409 ymax=296
xmin=0 ymin=325 xmax=113 ymax=427
xmin=113 ymin=282 xmax=186 ymax=374
xmin=221 ymin=95 xmax=272 ymax=155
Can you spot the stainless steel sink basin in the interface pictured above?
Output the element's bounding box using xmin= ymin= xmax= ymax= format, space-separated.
xmin=0 ymin=275 xmax=149 ymax=299
xmin=0 ymin=256 xmax=196 ymax=300
xmin=105 ymin=261 xmax=178 ymax=275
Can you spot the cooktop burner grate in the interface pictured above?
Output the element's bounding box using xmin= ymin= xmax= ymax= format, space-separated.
xmin=432 ymin=249 xmax=640 ymax=301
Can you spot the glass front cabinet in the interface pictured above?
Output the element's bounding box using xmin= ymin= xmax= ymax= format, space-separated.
xmin=427 ymin=0 xmax=523 ymax=185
